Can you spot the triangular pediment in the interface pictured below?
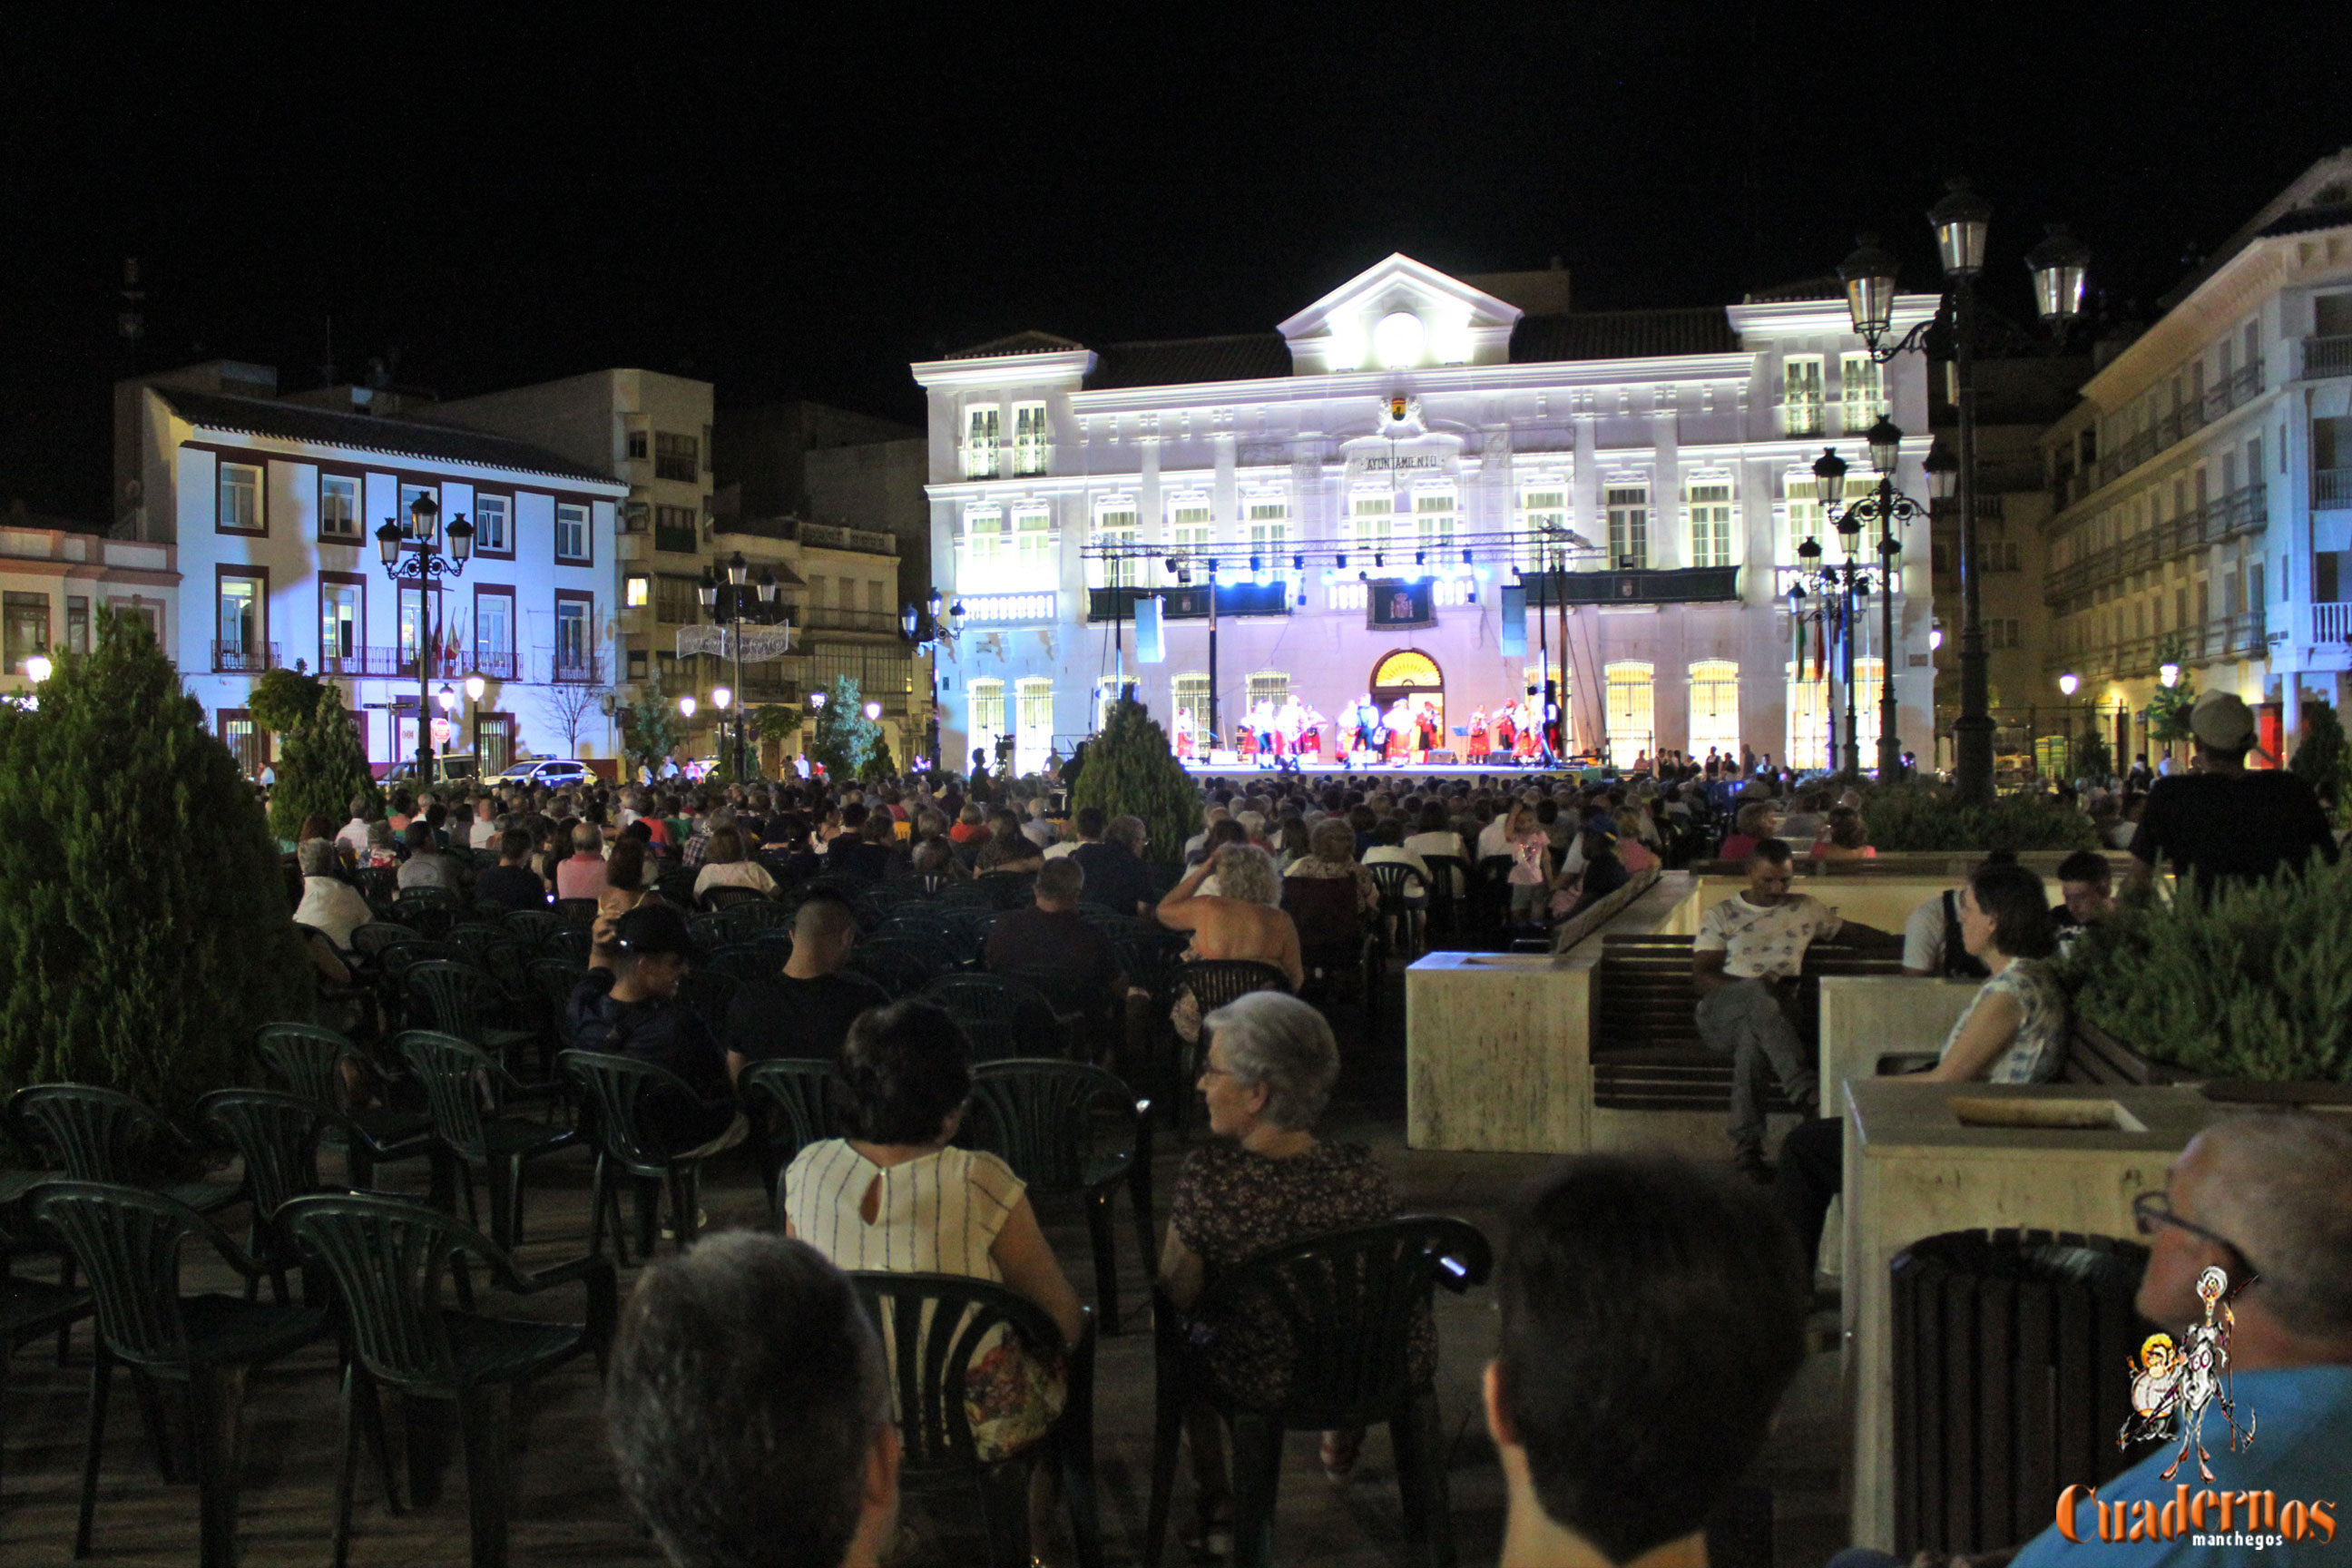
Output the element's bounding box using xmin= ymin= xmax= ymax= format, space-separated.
xmin=1278 ymin=254 xmax=1524 ymax=374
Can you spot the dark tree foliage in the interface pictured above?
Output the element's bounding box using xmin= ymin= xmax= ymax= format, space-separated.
xmin=1067 ymin=696 xmax=1201 ymax=869
xmin=0 ymin=612 xmax=305 ymax=1123
xmin=268 ymin=700 xmax=381 ymax=840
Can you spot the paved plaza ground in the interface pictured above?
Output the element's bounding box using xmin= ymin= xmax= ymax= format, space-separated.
xmin=0 ymin=975 xmax=1853 ymax=1567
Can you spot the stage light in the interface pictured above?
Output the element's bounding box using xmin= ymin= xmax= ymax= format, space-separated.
xmin=1336 ymin=553 xmax=1348 ymax=569
xmin=1461 ymin=548 xmax=1473 ymax=566
xmin=1291 ymin=554 xmax=1305 ymax=573
xmin=1415 ymin=550 xmax=1426 ymax=567
xmin=1250 ymin=554 xmax=1263 ymax=573
xmin=1374 ymin=553 xmax=1385 ymax=569
xmin=1357 ymin=570 xmax=1369 ymax=582
xmin=1474 ymin=567 xmax=1490 ymax=583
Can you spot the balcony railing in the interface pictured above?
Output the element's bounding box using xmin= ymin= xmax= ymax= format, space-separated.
xmin=2314 ymin=602 xmax=2352 ymax=644
xmin=2043 ymin=484 xmax=2267 ymax=605
xmin=1530 ymin=565 xmax=1743 ymax=606
xmin=798 ymin=607 xmax=902 ymax=634
xmin=2046 ymin=611 xmax=2267 ymax=680
xmin=2302 ymin=335 xmax=2352 ymax=378
xmin=2316 ymin=468 xmax=2352 ymax=510
xmin=319 ymin=646 xmax=524 ymax=680
xmin=961 ymin=592 xmax=1057 ymax=623
xmin=536 ymin=649 xmax=607 ymax=684
xmin=211 ymin=642 xmax=279 ymax=673
xmin=2073 ymin=358 xmax=2267 ymax=502
xmin=798 ymin=522 xmax=898 ymax=556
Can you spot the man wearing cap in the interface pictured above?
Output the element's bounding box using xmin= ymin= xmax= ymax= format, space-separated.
xmin=569 ymin=904 xmax=747 ymax=1159
xmin=2129 ymin=691 xmax=2337 ymax=891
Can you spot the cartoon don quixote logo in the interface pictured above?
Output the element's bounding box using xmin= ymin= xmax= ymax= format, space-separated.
xmin=2118 ymin=1265 xmax=2256 ymax=1482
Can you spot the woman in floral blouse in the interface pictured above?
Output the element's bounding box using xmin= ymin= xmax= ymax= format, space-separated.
xmin=1158 ymin=991 xmax=1427 ymax=1555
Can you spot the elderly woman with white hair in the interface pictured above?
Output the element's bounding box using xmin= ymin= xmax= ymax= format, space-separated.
xmin=1157 ymin=992 xmax=1433 ymax=1551
xmin=291 ymin=838 xmax=374 ymax=951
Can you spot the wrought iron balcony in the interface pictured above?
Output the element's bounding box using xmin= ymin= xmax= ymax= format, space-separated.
xmin=211 ymin=642 xmax=279 ymax=673
xmin=1524 ymin=565 xmax=1742 ymax=607
xmin=2302 ymin=335 xmax=2352 ymax=378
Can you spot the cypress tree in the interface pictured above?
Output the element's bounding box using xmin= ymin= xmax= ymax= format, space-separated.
xmin=0 ymin=612 xmax=305 ymax=1122
xmin=269 ymin=699 xmax=382 ymax=840
xmin=1067 ymin=696 xmax=1201 ymax=872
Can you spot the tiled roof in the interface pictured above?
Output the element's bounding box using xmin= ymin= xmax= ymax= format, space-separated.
xmin=943 ymin=330 xmax=1088 ymax=360
xmin=1742 ymin=276 xmax=1847 ymax=303
xmin=2256 ymin=201 xmax=2352 ymax=239
xmin=1509 ymin=308 xmax=1741 ymax=362
xmin=154 ymin=387 xmax=614 ymax=483
xmin=1083 ymin=334 xmax=1295 ymax=390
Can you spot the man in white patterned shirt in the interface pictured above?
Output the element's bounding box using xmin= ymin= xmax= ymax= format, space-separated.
xmin=1692 ymin=839 xmax=1893 ymax=1182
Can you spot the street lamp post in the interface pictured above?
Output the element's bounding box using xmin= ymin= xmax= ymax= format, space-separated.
xmin=1816 ymin=417 xmax=1932 ymax=779
xmin=374 ymin=494 xmax=475 ymax=783
xmin=1835 ymin=181 xmax=2089 ymax=804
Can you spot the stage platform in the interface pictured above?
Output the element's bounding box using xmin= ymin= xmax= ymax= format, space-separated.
xmin=1180 ymin=759 xmax=1611 ymax=780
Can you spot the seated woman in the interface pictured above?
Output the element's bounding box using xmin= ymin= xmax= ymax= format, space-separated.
xmin=1281 ymin=818 xmax=1381 ymax=917
xmin=1776 ymin=861 xmax=2068 ymax=1263
xmin=783 ymin=1001 xmax=1083 ymax=1554
xmin=1808 ymin=805 xmax=1876 ymax=861
xmin=692 ymin=827 xmax=778 ymax=902
xmin=1158 ymin=844 xmax=1305 ymax=1041
xmin=590 ymin=836 xmax=660 ymax=967
xmin=974 ymin=809 xmax=1045 ymax=877
xmin=1158 ymin=992 xmax=1433 ymax=1553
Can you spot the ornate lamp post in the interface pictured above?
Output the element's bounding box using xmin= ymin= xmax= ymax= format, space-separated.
xmin=1835 ymin=181 xmax=2089 ymax=804
xmin=1815 ymin=416 xmax=1933 ymax=779
xmin=374 ymin=493 xmax=475 ymax=782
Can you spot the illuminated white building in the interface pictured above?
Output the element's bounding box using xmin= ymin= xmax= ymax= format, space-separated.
xmin=914 ymin=254 xmax=1938 ymax=775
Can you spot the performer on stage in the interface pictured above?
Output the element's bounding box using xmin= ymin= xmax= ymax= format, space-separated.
xmin=1175 ymin=708 xmax=1195 ymax=762
xmin=1298 ymin=703 xmax=1325 ymax=760
xmin=1465 ymin=706 xmax=1490 ymax=762
xmin=1513 ymin=701 xmax=1540 ymax=764
xmin=1352 ymin=694 xmax=1379 ymax=757
xmin=1415 ymin=703 xmax=1439 ymax=757
xmin=1384 ymin=701 xmax=1413 ymax=764
xmin=1494 ymin=704 xmax=1517 ymax=758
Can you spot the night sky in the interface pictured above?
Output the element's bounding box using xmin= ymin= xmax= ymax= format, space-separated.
xmin=4 ymin=6 xmax=2344 ymax=524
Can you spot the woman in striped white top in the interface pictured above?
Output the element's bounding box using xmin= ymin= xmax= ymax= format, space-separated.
xmin=782 ymin=1000 xmax=1083 ymax=1554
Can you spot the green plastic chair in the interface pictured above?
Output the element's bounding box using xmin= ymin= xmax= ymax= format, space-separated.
xmin=195 ymin=1089 xmax=416 ymax=1305
xmin=1142 ymin=1216 xmax=1493 ymax=1568
xmin=34 ymin=1181 xmax=337 ymax=1564
xmin=392 ymin=1032 xmax=579 ymax=1250
xmin=924 ymin=974 xmax=1067 ymax=1058
xmin=852 ymin=1271 xmax=1102 ymax=1568
xmin=403 ymin=962 xmax=537 ymax=1072
xmin=498 ymin=908 xmax=559 ymax=947
xmin=253 ymin=1024 xmax=433 ymax=1190
xmin=280 ymin=1191 xmax=615 ymax=1568
xmin=965 ymin=1061 xmax=1152 ymax=1335
xmin=0 ymin=1246 xmax=93 ymax=1509
xmin=739 ymin=1057 xmax=840 ymax=1221
xmin=6 ymin=1084 xmax=244 ymax=1218
xmin=556 ymin=1050 xmax=731 ymax=1264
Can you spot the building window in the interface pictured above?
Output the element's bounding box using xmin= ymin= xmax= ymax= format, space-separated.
xmin=319 ymin=579 xmax=361 ymax=671
xmin=968 ymin=677 xmax=1005 ymax=766
xmin=1688 ymin=660 xmax=1740 ymax=760
xmin=1688 ymin=482 xmax=1734 ymax=569
xmin=1013 ymin=403 xmax=1048 ymax=476
xmin=1348 ymin=493 xmax=1396 ymax=553
xmin=625 ymin=573 xmax=651 ymax=609
xmin=1415 ymin=489 xmax=1456 ymax=551
xmin=1013 ymin=504 xmax=1054 ymax=578
xmin=865 ymin=580 xmax=885 ymax=614
xmin=1092 ymin=502 xmax=1138 ymax=589
xmin=962 ymin=505 xmax=1005 ymax=585
xmin=964 ymin=406 xmax=1001 ymax=479
xmin=1015 ymin=676 xmax=1054 ymax=774
xmin=1605 ymin=486 xmax=1650 ymax=570
xmin=1785 ymin=355 xmax=1825 ymax=438
xmin=1786 ymin=660 xmax=1831 ymax=771
xmin=475 ymin=587 xmax=514 ymax=675
xmin=655 ymin=574 xmax=701 ymax=625
xmin=1246 ymin=497 xmax=1289 ymax=555
xmin=397 ymin=586 xmax=437 ymax=669
xmin=1171 ymin=674 xmax=1211 ymax=748
xmin=653 ymin=505 xmax=697 ymax=554
xmin=554 ymin=593 xmax=594 ymax=681
xmin=1986 ymin=617 xmax=2021 ymax=649
xmin=1839 ymin=353 xmax=1884 ymax=436
xmin=215 ymin=571 xmax=267 ymax=671
xmin=1245 ymin=671 xmax=1289 ymax=713
xmin=471 ymin=493 xmax=511 ymax=554
xmin=218 ymin=710 xmax=267 ymax=779
xmin=1170 ymin=497 xmax=1214 ymax=559
xmin=654 ymin=432 xmax=699 ymax=483
xmin=4 ymin=592 xmax=50 ymax=674
xmin=65 ymin=595 xmax=89 ymax=655
xmin=1602 ymin=661 xmax=1654 ymax=769
xmin=318 ymin=474 xmax=360 ymax=541
xmin=555 ymin=502 xmax=591 ymax=564
xmin=1983 ymin=540 xmax=2021 ymax=573
xmin=218 ymin=461 xmax=264 ymax=534
xmin=627 ymin=649 xmax=649 ymax=681
xmin=627 ymin=430 xmax=649 ymax=460
xmin=1853 ymin=658 xmax=1885 ymax=761
xmin=1518 ymin=484 xmax=1569 ymax=570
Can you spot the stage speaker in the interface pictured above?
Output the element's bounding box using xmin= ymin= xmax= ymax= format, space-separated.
xmin=1134 ymin=594 xmax=1166 ymax=663
xmin=1499 ymin=583 xmax=1527 ymax=655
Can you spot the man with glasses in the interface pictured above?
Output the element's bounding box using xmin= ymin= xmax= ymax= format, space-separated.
xmin=2004 ymin=1115 xmax=2352 ymax=1567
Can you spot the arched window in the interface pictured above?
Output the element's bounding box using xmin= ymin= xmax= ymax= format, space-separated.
xmin=1785 ymin=661 xmax=1829 ymax=772
xmin=1603 ymin=661 xmax=1654 ymax=769
xmin=1171 ymin=673 xmax=1210 ymax=748
xmin=1015 ymin=677 xmax=1054 ymax=777
xmin=1688 ymin=660 xmax=1740 ymax=761
xmin=968 ymin=678 xmax=1005 ymax=770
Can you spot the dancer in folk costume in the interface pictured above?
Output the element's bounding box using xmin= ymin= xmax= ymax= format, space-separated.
xmin=1384 ymin=701 xmax=1413 ymax=763
xmin=1252 ymin=700 xmax=1281 ymax=761
xmin=1348 ymin=694 xmax=1377 ymax=757
xmin=1174 ymin=708 xmax=1196 ymax=761
xmin=1513 ymin=701 xmax=1540 ymax=763
xmin=1465 ymin=706 xmax=1490 ymax=761
xmin=1415 ymin=703 xmax=1440 ymax=756
xmin=1493 ymin=704 xmax=1518 ymax=758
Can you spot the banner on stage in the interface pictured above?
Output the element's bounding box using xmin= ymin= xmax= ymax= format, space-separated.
xmin=1499 ymin=583 xmax=1527 ymax=654
xmin=1133 ymin=595 xmax=1165 ymax=663
xmin=1366 ymin=578 xmax=1436 ymax=631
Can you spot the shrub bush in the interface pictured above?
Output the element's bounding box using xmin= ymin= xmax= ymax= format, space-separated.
xmin=1858 ymin=781 xmax=2102 ymax=854
xmin=2060 ymin=854 xmax=2352 ymax=1082
xmin=1067 ymin=695 xmax=1201 ymax=871
xmin=0 ymin=612 xmax=306 ymax=1126
xmin=268 ymin=700 xmax=381 ymax=841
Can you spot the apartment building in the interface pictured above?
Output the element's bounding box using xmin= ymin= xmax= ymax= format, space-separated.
xmin=2036 ymin=148 xmax=2352 ymax=764
xmin=0 ymin=513 xmax=178 ymax=697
